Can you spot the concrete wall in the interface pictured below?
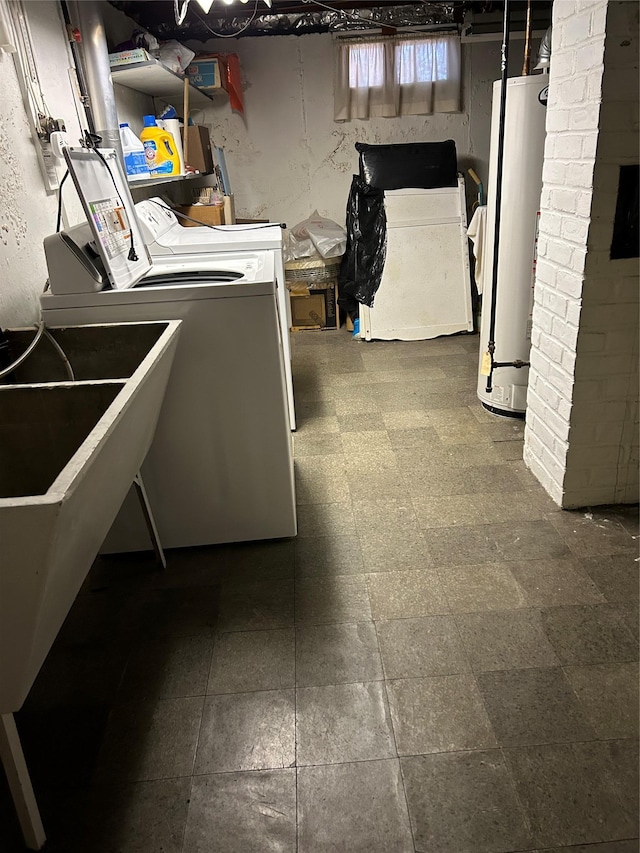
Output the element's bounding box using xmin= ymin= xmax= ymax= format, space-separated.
xmin=0 ymin=1 xmax=83 ymax=327
xmin=523 ymin=0 xmax=639 ymax=507
xmin=165 ymin=32 xmax=531 ymax=226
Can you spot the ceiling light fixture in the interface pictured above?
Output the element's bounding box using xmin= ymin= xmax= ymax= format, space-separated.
xmin=195 ymin=0 xmax=272 ymax=9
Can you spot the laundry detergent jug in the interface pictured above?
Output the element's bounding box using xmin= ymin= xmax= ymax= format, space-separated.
xmin=140 ymin=115 xmax=181 ymax=177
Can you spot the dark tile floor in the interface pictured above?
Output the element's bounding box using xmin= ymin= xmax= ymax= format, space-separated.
xmin=1 ymin=329 xmax=638 ymax=852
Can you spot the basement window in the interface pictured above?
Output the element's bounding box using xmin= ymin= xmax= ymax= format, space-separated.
xmin=335 ymin=33 xmax=461 ymax=121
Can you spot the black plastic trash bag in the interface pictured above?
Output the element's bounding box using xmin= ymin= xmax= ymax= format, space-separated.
xmin=338 ymin=175 xmax=387 ymax=315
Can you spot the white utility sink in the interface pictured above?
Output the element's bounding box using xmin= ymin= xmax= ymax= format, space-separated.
xmin=0 ymin=320 xmax=181 ymax=850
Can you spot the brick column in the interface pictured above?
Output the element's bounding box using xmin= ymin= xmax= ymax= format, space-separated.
xmin=523 ymin=0 xmax=639 ymax=507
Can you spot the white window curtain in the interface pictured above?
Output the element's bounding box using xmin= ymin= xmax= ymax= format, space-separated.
xmin=334 ymin=33 xmax=461 ymax=121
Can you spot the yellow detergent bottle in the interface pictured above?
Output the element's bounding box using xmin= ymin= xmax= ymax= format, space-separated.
xmin=140 ymin=115 xmax=180 ymax=177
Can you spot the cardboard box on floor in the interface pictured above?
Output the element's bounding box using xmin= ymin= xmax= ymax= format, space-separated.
xmin=288 ymin=283 xmax=338 ymax=331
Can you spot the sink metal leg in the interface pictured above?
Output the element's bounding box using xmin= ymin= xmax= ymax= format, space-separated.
xmin=133 ymin=470 xmax=166 ymax=569
xmin=0 ymin=713 xmax=46 ymax=851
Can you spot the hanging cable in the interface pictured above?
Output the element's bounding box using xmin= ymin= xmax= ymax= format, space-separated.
xmin=83 ymin=132 xmax=138 ymax=262
xmin=193 ymin=0 xmax=260 ymax=39
xmin=43 ymin=329 xmax=75 ymax=380
xmin=485 ymin=0 xmax=511 ymax=394
xmin=56 ymin=169 xmax=69 ymax=232
xmin=0 ymin=322 xmax=46 ymax=380
xmin=149 ymin=198 xmax=284 ymax=231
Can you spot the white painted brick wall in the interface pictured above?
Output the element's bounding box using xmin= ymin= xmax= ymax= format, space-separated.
xmin=524 ymin=0 xmax=639 ymax=508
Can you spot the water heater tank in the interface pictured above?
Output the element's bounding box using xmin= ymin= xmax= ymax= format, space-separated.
xmin=477 ymin=74 xmax=548 ymax=416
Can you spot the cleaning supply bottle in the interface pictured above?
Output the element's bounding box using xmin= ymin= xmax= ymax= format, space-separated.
xmin=140 ymin=115 xmax=180 ymax=177
xmin=119 ymin=123 xmax=150 ymax=180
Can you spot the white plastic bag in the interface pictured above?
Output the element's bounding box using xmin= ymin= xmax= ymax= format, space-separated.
xmin=287 ymin=211 xmax=347 ymax=261
xmin=154 ymin=40 xmax=196 ymax=73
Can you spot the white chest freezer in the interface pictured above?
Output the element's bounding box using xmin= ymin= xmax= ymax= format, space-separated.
xmin=359 ymin=176 xmax=474 ymax=341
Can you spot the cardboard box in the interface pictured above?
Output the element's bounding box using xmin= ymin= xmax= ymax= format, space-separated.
xmin=288 ymin=284 xmax=337 ymax=331
xmin=187 ymin=57 xmax=222 ymax=90
xmin=175 ymin=205 xmax=224 ymax=227
xmin=180 ymin=125 xmax=214 ymax=174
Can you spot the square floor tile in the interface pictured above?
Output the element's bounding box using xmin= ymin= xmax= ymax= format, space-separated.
xmin=611 ymin=601 xmax=640 ymax=642
xmin=414 ymin=493 xmax=544 ymax=529
xmin=296 ymin=681 xmax=395 ymax=765
xmin=194 ymin=690 xmax=295 ymax=773
xmin=541 ymin=604 xmax=639 ymax=665
xmin=376 ymin=616 xmax=470 ymax=679
xmin=439 ymin=562 xmax=528 ymax=612
xmin=136 ymin=587 xmax=220 ymax=639
xmin=341 ymin=430 xmax=392 ymax=456
xmin=116 ymin=635 xmax=213 ymax=704
xmin=298 ymin=760 xmax=413 ymax=853
xmin=503 ymin=740 xmax=639 ymax=848
xmin=507 ymin=557 xmax=606 ymax=606
xmin=548 ymin=512 xmax=636 ymax=557
xmin=295 ymin=574 xmax=371 ymax=625
xmin=491 ymin=520 xmax=571 ymax=561
xmin=144 ymin=546 xmax=226 ymax=590
xmin=401 ymin=750 xmax=532 ymax=853
xmin=534 ymin=844 xmax=640 ymax=853
xmin=387 ymin=426 xmax=442 ymax=449
xmin=367 ymin=570 xmax=449 ymax=620
xmin=296 ymin=502 xmax=356 ymax=538
xmin=207 ymin=629 xmax=295 ymax=694
xmin=456 ymin=609 xmax=561 ymax=671
xmin=581 ymin=553 xmax=640 ymax=602
xmin=217 ymin=579 xmax=294 ymax=632
xmin=294 ymin=432 xmax=344 ymax=456
xmin=296 ymin=622 xmax=382 ymax=687
xmin=183 ymin=770 xmax=296 ymax=853
xmin=564 ymin=662 xmax=640 ymax=739
xmin=337 ymin=412 xmax=387 ymax=432
xmin=95 ymin=696 xmax=203 ymax=783
xmin=382 ymin=410 xmax=432 ymax=429
xmin=80 ymin=778 xmax=190 ymax=853
xmin=360 ymin=529 xmax=433 ymax=573
xmin=347 ymin=468 xmax=409 ymax=501
xmin=222 ymin=538 xmax=295 ymax=583
xmin=386 ymin=674 xmax=497 ymax=755
xmin=425 ymin=525 xmax=502 ymax=566
xmin=294 ymin=535 xmax=364 ymax=576
xmin=476 ymin=667 xmax=595 ymax=746
xmin=294 ymin=456 xmax=350 ymax=506
xmin=352 ymin=496 xmax=422 ymax=538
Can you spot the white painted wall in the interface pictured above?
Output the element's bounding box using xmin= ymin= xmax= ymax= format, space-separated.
xmin=166 ymin=32 xmax=531 ymax=226
xmin=524 ymin=0 xmax=639 ymax=507
xmin=0 ymin=0 xmax=83 ymax=327
xmin=98 ymin=2 xmax=538 ymax=224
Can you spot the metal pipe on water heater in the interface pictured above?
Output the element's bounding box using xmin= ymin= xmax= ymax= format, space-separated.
xmin=485 ymin=0 xmax=511 ymax=394
xmin=65 ymin=1 xmax=122 ymax=161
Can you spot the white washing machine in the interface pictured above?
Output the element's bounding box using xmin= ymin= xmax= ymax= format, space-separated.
xmin=136 ymin=198 xmax=296 ymax=429
xmin=40 ymin=148 xmax=296 ymax=550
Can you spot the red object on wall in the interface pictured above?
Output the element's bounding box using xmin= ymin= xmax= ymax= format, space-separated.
xmin=219 ymin=53 xmax=243 ymax=115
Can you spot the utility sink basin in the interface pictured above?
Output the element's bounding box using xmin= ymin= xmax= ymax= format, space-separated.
xmin=0 ymin=320 xmax=181 ymax=713
xmin=2 ymin=322 xmax=170 ymax=384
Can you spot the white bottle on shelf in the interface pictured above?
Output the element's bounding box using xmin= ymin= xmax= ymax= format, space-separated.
xmin=119 ymin=123 xmax=150 ymax=181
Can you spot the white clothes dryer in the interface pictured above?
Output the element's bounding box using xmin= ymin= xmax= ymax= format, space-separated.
xmin=135 ymin=198 xmax=296 ymax=429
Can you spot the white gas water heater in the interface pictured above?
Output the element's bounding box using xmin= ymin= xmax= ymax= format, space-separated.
xmin=477 ymin=73 xmax=548 ymax=416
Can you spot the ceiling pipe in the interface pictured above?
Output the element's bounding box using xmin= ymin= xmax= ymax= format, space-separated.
xmin=66 ymin=1 xmax=122 ymax=161
xmin=521 ymin=0 xmax=532 ymax=75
